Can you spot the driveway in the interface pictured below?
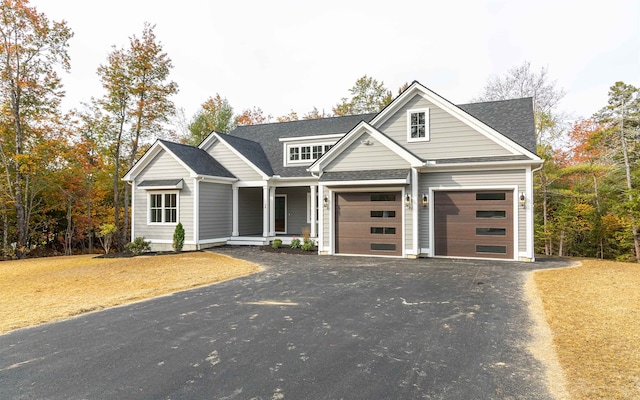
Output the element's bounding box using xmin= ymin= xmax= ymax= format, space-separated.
xmin=0 ymin=248 xmax=570 ymax=399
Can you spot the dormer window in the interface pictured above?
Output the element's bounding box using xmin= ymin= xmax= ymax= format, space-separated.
xmin=407 ymin=108 xmax=429 ymax=142
xmin=286 ymin=143 xmax=334 ymax=165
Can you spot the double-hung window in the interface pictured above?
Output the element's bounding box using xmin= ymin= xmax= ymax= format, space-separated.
xmin=149 ymin=192 xmax=178 ymax=224
xmin=407 ymin=108 xmax=429 ymax=142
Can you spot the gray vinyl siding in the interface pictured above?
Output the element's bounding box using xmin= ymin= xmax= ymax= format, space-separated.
xmin=199 ymin=182 xmax=232 ymax=239
xmin=418 ymin=169 xmax=527 ymax=254
xmin=133 ymin=151 xmax=194 ymax=242
xmin=325 ymin=132 xmax=409 ymax=172
xmin=377 ymin=94 xmax=512 ymax=159
xmin=207 ymin=141 xmax=264 ymax=181
xmin=276 ymin=187 xmax=310 ymax=235
xmin=238 ymin=187 xmax=263 ymax=235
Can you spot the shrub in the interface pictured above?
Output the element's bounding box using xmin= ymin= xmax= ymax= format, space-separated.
xmin=173 ymin=222 xmax=185 ymax=252
xmin=290 ymin=237 xmax=301 ymax=249
xmin=272 ymin=238 xmax=282 ymax=249
xmin=302 ymin=227 xmax=311 ymax=241
xmin=126 ymin=237 xmax=151 ymax=255
xmin=97 ymin=223 xmax=117 ymax=254
xmin=301 ymin=238 xmax=315 ymax=251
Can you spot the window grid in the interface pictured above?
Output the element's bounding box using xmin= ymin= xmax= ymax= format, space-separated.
xmin=287 ymin=143 xmax=335 ymax=163
xmin=149 ymin=192 xmax=178 ymax=224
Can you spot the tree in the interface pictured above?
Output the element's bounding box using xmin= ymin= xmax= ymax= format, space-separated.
xmin=186 ymin=94 xmax=234 ymax=145
xmin=594 ymin=82 xmax=640 ymax=261
xmin=333 ymin=75 xmax=393 ymax=116
xmin=0 ymin=0 xmax=72 ymax=258
xmin=303 ymin=107 xmax=329 ymax=120
xmin=473 ymin=61 xmax=566 ymax=145
xmin=236 ymin=106 xmax=270 ymax=125
xmin=276 ymin=110 xmax=298 ymax=123
xmin=97 ymin=23 xmax=178 ymax=249
xmin=173 ymin=222 xmax=184 ymax=252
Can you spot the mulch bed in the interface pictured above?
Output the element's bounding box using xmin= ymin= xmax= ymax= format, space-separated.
xmin=260 ymin=245 xmax=318 ymax=255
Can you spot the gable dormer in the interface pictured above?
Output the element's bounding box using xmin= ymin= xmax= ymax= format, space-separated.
xmin=279 ymin=134 xmax=342 ymax=167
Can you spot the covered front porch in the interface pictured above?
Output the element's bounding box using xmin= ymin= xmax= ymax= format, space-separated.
xmin=227 ymin=183 xmax=318 ymax=246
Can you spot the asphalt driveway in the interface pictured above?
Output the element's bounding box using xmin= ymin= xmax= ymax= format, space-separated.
xmin=0 ymin=248 xmax=570 ymax=399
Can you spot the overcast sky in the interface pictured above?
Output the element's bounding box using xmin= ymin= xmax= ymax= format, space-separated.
xmin=31 ymin=0 xmax=639 ymax=127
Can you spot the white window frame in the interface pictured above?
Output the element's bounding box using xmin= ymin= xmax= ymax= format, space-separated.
xmin=147 ymin=191 xmax=179 ymax=225
xmin=407 ymin=108 xmax=430 ymax=142
xmin=285 ymin=142 xmax=335 ymax=166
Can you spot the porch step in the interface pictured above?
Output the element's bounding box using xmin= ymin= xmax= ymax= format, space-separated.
xmin=227 ymin=237 xmax=269 ymax=246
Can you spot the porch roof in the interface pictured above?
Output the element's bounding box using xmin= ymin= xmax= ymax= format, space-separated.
xmin=319 ymin=169 xmax=410 ymax=183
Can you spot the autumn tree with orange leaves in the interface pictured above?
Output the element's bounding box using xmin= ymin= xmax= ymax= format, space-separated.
xmin=0 ymin=0 xmax=72 ymax=258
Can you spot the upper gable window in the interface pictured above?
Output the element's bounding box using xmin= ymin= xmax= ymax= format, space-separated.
xmin=407 ymin=108 xmax=429 ymax=142
xmin=286 ymin=143 xmax=334 ymax=165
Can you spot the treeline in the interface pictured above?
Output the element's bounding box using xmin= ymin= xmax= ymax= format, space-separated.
xmin=0 ymin=1 xmax=637 ymax=261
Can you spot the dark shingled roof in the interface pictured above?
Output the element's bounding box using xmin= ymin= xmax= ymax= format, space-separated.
xmin=229 ymin=114 xmax=376 ymax=177
xmin=458 ymin=98 xmax=536 ymax=154
xmin=319 ymin=169 xmax=410 ymax=182
xmin=221 ymin=97 xmax=537 ymax=178
xmin=159 ymin=139 xmax=236 ymax=179
xmin=215 ymin=134 xmax=274 ymax=176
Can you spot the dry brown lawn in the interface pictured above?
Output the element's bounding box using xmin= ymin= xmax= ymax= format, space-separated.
xmin=533 ymin=259 xmax=640 ymax=399
xmin=0 ymin=252 xmax=260 ymax=334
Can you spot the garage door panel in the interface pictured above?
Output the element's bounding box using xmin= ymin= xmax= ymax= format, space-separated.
xmin=434 ymin=190 xmax=513 ymax=259
xmin=336 ymin=191 xmax=402 ymax=256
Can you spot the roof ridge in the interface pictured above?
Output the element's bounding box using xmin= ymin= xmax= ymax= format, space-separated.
xmin=457 ymin=97 xmax=533 ymax=107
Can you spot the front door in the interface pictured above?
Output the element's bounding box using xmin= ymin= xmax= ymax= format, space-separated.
xmin=275 ymin=195 xmax=286 ymax=233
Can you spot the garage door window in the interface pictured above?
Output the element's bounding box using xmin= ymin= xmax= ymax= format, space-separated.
xmin=476 ymin=227 xmax=507 ymax=236
xmin=371 ymin=194 xmax=396 ymax=201
xmin=476 ymin=210 xmax=506 ymax=218
xmin=371 ymin=243 xmax=396 ymax=251
xmin=476 ymin=245 xmax=507 ymax=254
xmin=370 ymin=227 xmax=396 ymax=234
xmin=476 ymin=192 xmax=506 ymax=201
xmin=371 ymin=210 xmax=396 ymax=218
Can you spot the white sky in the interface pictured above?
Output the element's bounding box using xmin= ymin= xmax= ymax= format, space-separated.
xmin=32 ymin=0 xmax=639 ymax=127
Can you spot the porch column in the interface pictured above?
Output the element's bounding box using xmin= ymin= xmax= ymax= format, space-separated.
xmin=262 ymin=186 xmax=269 ymax=237
xmin=317 ymin=185 xmax=324 ymax=251
xmin=232 ymin=186 xmax=239 ymax=237
xmin=310 ymin=185 xmax=317 ymax=238
xmin=269 ymin=186 xmax=276 ymax=236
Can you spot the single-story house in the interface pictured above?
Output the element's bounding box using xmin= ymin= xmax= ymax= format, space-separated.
xmin=123 ymin=81 xmax=542 ymax=261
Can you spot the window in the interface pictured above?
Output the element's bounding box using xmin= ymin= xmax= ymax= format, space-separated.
xmin=476 ymin=227 xmax=506 ymax=236
xmin=149 ymin=192 xmax=178 ymax=224
xmin=286 ymin=142 xmax=335 ymax=164
xmin=476 ymin=192 xmax=506 ymax=201
xmin=301 ymin=146 xmax=311 ymax=160
xmin=371 ymin=243 xmax=396 ymax=251
xmin=407 ymin=108 xmax=429 ymax=142
xmin=371 ymin=210 xmax=396 ymax=218
xmin=289 ymin=147 xmax=299 ymax=161
xmin=476 ymin=245 xmax=507 ymax=254
xmin=371 ymin=194 xmax=396 ymax=201
xmin=476 ymin=210 xmax=506 ymax=218
xmin=370 ymin=227 xmax=396 ymax=234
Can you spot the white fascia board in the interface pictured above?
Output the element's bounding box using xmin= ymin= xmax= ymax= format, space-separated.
xmin=269 ymin=176 xmax=319 ymax=187
xmin=214 ymin=133 xmax=270 ymax=180
xmin=199 ymin=175 xmax=238 ymax=184
xmin=371 ymin=82 xmax=539 ymax=160
xmin=309 ymin=121 xmax=423 ymax=173
xmin=279 ymin=133 xmax=344 ymax=143
xmin=197 ymin=130 xmax=219 ymax=150
xmin=420 ymin=159 xmax=543 ymax=172
xmin=321 ymin=178 xmax=409 ymax=186
xmin=123 ymin=140 xmax=198 ymax=182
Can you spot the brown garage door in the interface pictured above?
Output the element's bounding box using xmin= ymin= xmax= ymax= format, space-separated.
xmin=434 ymin=190 xmax=513 ymax=259
xmin=335 ymin=192 xmax=402 ymax=256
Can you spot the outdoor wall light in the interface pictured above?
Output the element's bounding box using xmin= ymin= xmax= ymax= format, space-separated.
xmin=405 ymin=194 xmax=411 ymax=208
xmin=519 ymin=192 xmax=526 ymax=208
xmin=421 ymin=193 xmax=428 ymax=207
xmin=323 ymin=195 xmax=329 ymax=208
